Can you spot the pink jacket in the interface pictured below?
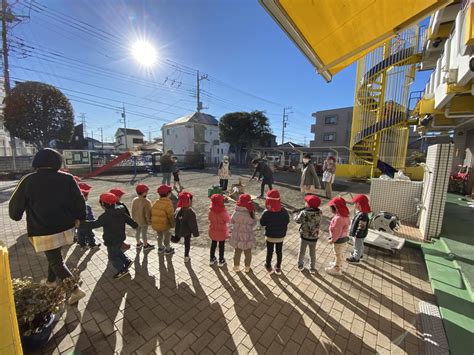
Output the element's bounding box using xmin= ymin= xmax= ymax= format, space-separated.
xmin=208 ymin=210 xmax=230 ymax=241
xmin=329 ymin=214 xmax=350 ymax=242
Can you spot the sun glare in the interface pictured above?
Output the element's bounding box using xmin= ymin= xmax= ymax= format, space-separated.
xmin=132 ymin=40 xmax=158 ymax=67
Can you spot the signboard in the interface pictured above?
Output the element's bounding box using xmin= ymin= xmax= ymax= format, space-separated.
xmin=63 ymin=150 xmax=91 ymax=167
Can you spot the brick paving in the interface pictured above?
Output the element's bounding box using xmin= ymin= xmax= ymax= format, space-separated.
xmin=1 ymin=170 xmax=436 ymax=354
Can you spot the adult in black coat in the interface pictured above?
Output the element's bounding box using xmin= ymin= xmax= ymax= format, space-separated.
xmin=9 ymin=148 xmax=87 ymax=304
xmin=250 ymin=159 xmax=274 ymax=198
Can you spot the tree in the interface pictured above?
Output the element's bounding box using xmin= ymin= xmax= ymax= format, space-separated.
xmin=4 ymin=81 xmax=74 ymax=149
xmin=219 ymin=111 xmax=272 ymax=163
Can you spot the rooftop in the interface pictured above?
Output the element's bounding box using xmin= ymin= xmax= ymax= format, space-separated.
xmin=162 ymin=112 xmax=218 ymax=128
xmin=115 ymin=128 xmax=145 ymax=137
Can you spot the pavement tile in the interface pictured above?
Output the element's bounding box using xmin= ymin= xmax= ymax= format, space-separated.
xmin=0 ymin=172 xmax=437 ymax=354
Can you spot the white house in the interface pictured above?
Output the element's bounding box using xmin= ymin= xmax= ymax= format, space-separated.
xmin=161 ymin=112 xmax=229 ymax=164
xmin=115 ymin=128 xmax=145 ymax=151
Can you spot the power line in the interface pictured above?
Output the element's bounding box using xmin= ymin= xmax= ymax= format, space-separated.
xmin=10 ymin=39 xmax=196 ymax=96
xmin=18 ymin=1 xmax=297 ymax=114
xmin=10 ymin=67 xmax=195 ymax=114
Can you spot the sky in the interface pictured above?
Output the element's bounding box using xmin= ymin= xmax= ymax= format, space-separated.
xmin=9 ymin=0 xmax=432 ymax=145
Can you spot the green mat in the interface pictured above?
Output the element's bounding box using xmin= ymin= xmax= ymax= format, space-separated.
xmin=439 ymin=194 xmax=474 ymax=291
xmin=420 ymin=194 xmax=474 ymax=355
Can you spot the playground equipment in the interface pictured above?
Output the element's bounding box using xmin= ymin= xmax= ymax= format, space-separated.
xmin=83 ymin=151 xmax=132 ymax=179
xmin=350 ymin=26 xmax=425 ymax=175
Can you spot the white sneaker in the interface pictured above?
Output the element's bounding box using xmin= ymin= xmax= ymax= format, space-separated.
xmin=40 ymin=279 xmax=58 ymax=288
xmin=184 ymin=256 xmax=191 ymax=263
xmin=325 ymin=266 xmax=342 ymax=276
xmin=68 ymin=287 xmax=86 ymax=305
xmin=233 ymin=265 xmax=241 ymax=272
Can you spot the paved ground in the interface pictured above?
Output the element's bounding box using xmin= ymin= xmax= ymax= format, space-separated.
xmin=1 ymin=170 xmax=437 ymax=354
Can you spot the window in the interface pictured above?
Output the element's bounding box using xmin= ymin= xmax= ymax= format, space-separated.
xmin=132 ymin=138 xmax=144 ymax=144
xmin=323 ymin=133 xmax=336 ymax=142
xmin=324 ymin=115 xmax=337 ymax=125
xmin=167 ymin=129 xmax=170 ymax=135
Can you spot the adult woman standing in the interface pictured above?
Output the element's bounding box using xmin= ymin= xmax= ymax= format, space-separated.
xmin=9 ymin=148 xmax=87 ymax=304
xmin=322 ymin=155 xmax=337 ymax=198
xmin=300 ymin=154 xmax=321 ymax=195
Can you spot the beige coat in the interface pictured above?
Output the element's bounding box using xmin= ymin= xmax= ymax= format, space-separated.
xmin=131 ymin=196 xmax=152 ymax=226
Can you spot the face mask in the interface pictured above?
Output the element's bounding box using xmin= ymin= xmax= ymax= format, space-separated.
xmin=303 ymin=159 xmax=309 ymax=164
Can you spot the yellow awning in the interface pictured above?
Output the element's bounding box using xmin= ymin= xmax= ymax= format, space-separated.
xmin=260 ymin=0 xmax=453 ymax=82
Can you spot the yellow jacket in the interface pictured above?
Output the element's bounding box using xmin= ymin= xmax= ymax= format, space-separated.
xmin=151 ymin=197 xmax=175 ymax=231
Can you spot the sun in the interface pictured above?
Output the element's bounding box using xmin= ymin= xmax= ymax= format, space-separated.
xmin=132 ymin=40 xmax=158 ymax=67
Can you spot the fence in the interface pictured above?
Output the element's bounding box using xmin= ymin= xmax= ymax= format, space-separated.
xmin=0 ymin=156 xmax=33 ymax=173
xmin=88 ymin=152 xmax=205 ymax=176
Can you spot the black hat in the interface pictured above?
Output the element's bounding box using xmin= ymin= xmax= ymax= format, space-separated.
xmin=303 ymin=153 xmax=312 ymax=159
xmin=32 ymin=148 xmax=63 ymax=170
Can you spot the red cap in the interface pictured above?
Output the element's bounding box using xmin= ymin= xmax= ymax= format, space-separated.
xmin=210 ymin=194 xmax=225 ymax=213
xmin=157 ymin=184 xmax=172 ymax=196
xmin=265 ymin=189 xmax=282 ymax=212
xmin=177 ymin=191 xmax=193 ymax=208
xmin=109 ymin=188 xmax=125 ymax=198
xmin=328 ymin=197 xmax=350 ymax=217
xmin=237 ymin=193 xmax=255 ymax=213
xmin=100 ymin=192 xmax=118 ymax=205
xmin=304 ymin=195 xmax=321 ymax=209
xmin=136 ymin=184 xmax=149 ymax=194
xmin=78 ymin=182 xmax=92 ymax=191
xmin=80 ymin=189 xmax=89 ymax=198
xmin=351 ymin=194 xmax=371 ymax=213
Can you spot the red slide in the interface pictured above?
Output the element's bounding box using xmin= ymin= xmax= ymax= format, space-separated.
xmin=83 ymin=151 xmax=132 ymax=179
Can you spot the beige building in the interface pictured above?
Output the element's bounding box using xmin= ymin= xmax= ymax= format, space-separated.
xmin=310 ymin=106 xmax=353 ymax=163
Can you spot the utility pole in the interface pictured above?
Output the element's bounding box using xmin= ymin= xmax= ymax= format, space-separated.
xmin=148 ymin=126 xmax=151 ymax=143
xmin=304 ymin=136 xmax=307 ymax=147
xmin=196 ymin=70 xmax=208 ymax=112
xmin=90 ymin=130 xmax=94 ymax=140
xmin=80 ymin=113 xmax=86 ymax=137
xmin=121 ymin=104 xmax=128 ymax=150
xmin=2 ymin=0 xmax=15 ymax=169
xmin=281 ymin=107 xmax=292 ymax=145
xmin=98 ymin=127 xmax=103 ymax=150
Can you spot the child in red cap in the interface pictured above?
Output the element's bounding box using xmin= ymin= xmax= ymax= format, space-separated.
xmin=82 ymin=193 xmax=138 ymax=279
xmin=131 ymin=184 xmax=153 ymax=250
xmin=152 ymin=184 xmax=175 ymax=254
xmin=260 ymin=189 xmax=290 ymax=275
xmin=110 ymin=188 xmax=129 ymax=215
xmin=77 ymin=189 xmax=101 ymax=249
xmin=229 ymin=194 xmax=257 ymax=273
xmin=294 ymin=194 xmax=322 ymax=273
xmin=109 ymin=187 xmax=131 ymax=251
xmin=325 ymin=197 xmax=350 ymax=276
xmin=175 ymin=191 xmax=199 ymax=262
xmin=208 ymin=194 xmax=230 ymax=267
xmin=347 ymin=194 xmax=371 ymax=263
